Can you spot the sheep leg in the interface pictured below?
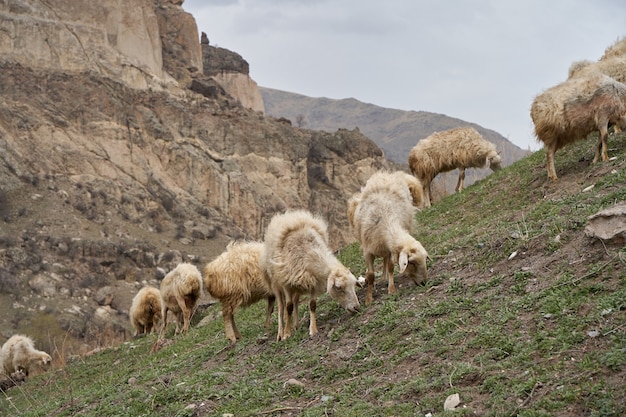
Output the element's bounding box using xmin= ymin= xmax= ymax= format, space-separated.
xmin=384 ymin=256 xmax=396 ymax=295
xmin=175 ymin=310 xmax=184 ymax=334
xmin=593 ymin=124 xmax=610 ymax=163
xmin=283 ymin=293 xmax=295 ymax=340
xmin=264 ymin=296 xmax=276 ymax=329
xmin=423 ymin=179 xmax=432 ymax=207
xmin=222 ymin=304 xmax=238 ymax=343
xmin=455 ymin=168 xmax=466 ymax=192
xmin=309 ymin=297 xmax=318 ymax=337
xmin=159 ymin=307 xmax=169 ymax=338
xmin=546 ymin=144 xmax=558 ymax=181
xmin=175 ymin=294 xmax=191 ymax=333
xmin=364 ymin=253 xmax=376 ymax=305
xmin=292 ymin=293 xmax=300 ymax=329
xmin=275 ymin=289 xmax=286 ymax=341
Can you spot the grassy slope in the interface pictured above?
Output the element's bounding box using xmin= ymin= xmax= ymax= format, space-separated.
xmin=2 ymin=134 xmax=625 ymax=417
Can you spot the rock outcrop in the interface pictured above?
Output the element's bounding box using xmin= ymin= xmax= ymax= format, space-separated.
xmin=0 ymin=0 xmax=170 ymax=89
xmin=200 ymin=35 xmax=265 ymax=112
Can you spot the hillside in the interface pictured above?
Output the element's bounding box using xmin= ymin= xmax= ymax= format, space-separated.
xmin=260 ymin=87 xmax=530 ymax=167
xmin=2 ymin=134 xmax=624 ymax=416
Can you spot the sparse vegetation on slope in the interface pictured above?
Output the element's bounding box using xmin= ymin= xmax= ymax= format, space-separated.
xmin=2 ymin=134 xmax=625 ymax=416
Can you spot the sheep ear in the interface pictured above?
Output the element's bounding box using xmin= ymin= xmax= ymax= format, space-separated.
xmin=327 ymin=274 xmax=336 ymax=293
xmin=398 ymin=252 xmax=408 ymax=273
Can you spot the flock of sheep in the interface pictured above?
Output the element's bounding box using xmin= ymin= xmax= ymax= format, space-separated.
xmin=107 ymin=126 xmax=505 ymax=347
xmin=2 ymin=37 xmax=625 ymax=385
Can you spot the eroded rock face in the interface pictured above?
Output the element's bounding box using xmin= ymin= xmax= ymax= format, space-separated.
xmin=0 ymin=0 xmax=168 ymax=88
xmin=211 ymin=72 xmax=265 ymax=113
xmin=200 ymin=42 xmax=265 ymax=112
xmin=154 ymin=0 xmax=203 ymax=86
xmin=0 ymin=62 xmax=388 ymax=246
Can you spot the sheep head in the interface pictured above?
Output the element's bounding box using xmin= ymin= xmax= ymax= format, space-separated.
xmin=488 ymin=152 xmax=502 ymax=171
xmin=397 ymin=241 xmax=428 ymax=285
xmin=41 ymin=353 xmax=52 ymax=366
xmin=327 ymin=267 xmax=361 ymax=314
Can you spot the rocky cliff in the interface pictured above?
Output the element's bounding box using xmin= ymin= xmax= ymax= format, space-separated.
xmin=0 ymin=0 xmax=390 ymax=353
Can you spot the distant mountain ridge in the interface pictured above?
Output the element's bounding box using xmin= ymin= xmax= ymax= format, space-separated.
xmin=260 ymin=87 xmax=529 ymax=166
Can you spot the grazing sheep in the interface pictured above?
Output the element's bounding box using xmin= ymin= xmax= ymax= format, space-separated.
xmin=408 ymin=127 xmax=501 ymax=207
xmin=349 ymin=171 xmax=429 ymax=305
xmin=129 ymin=286 xmax=163 ymax=337
xmin=159 ymin=263 xmax=203 ymax=336
xmin=0 ymin=335 xmax=51 ymax=377
xmin=261 ymin=210 xmax=361 ymax=341
xmin=203 ymin=241 xmax=275 ymax=344
xmin=530 ymin=71 xmax=626 ymax=181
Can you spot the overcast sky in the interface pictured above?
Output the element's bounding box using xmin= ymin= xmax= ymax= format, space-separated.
xmin=182 ymin=0 xmax=625 ymax=151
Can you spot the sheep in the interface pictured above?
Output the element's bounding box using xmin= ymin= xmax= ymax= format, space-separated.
xmin=129 ymin=286 xmax=163 ymax=337
xmin=202 ymin=240 xmax=275 ymax=344
xmin=261 ymin=210 xmax=361 ymax=341
xmin=349 ymin=171 xmax=429 ymax=305
xmin=0 ymin=335 xmax=51 ymax=377
xmin=530 ymin=71 xmax=626 ymax=181
xmin=408 ymin=127 xmax=501 ymax=207
xmin=159 ymin=263 xmax=203 ymax=336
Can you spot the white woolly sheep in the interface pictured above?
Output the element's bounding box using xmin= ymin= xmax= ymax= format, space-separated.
xmin=0 ymin=335 xmax=52 ymax=377
xmin=129 ymin=286 xmax=163 ymax=337
xmin=261 ymin=210 xmax=361 ymax=341
xmin=159 ymin=263 xmax=203 ymax=336
xmin=408 ymin=127 xmax=501 ymax=207
xmin=349 ymin=171 xmax=429 ymax=305
xmin=203 ymin=240 xmax=275 ymax=344
xmin=531 ymin=71 xmax=626 ymax=181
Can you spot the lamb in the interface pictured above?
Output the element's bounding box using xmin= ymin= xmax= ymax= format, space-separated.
xmin=0 ymin=335 xmax=52 ymax=377
xmin=261 ymin=210 xmax=361 ymax=341
xmin=408 ymin=127 xmax=501 ymax=207
xmin=159 ymin=263 xmax=203 ymax=336
xmin=202 ymin=240 xmax=275 ymax=344
xmin=129 ymin=286 xmax=163 ymax=337
xmin=349 ymin=171 xmax=429 ymax=305
xmin=530 ymin=71 xmax=626 ymax=181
